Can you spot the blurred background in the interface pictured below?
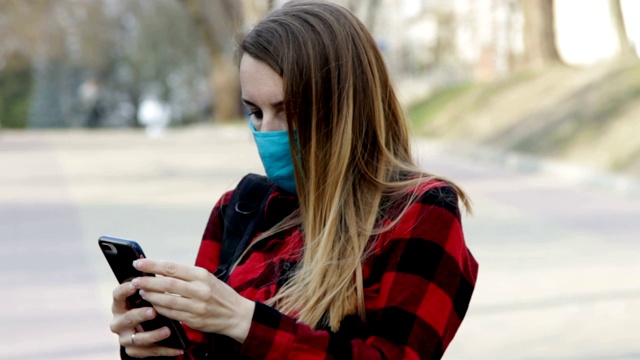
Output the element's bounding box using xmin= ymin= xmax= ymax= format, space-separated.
xmin=2 ymin=0 xmax=640 ymax=175
xmin=1 ymin=0 xmax=639 ymax=359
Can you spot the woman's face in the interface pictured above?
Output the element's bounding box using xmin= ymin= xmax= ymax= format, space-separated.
xmin=239 ymin=54 xmax=287 ymax=132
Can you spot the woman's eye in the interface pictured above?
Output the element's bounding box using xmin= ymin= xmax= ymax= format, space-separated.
xmin=248 ymin=109 xmax=263 ymax=119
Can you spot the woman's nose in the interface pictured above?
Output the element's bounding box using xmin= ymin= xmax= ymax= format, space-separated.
xmin=261 ymin=115 xmax=287 ymax=132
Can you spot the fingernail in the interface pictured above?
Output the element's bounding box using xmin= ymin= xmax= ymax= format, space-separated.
xmin=128 ymin=282 xmax=135 ymax=291
xmin=146 ymin=308 xmax=154 ymax=317
xmin=132 ymin=260 xmax=139 ymax=269
xmin=132 ymin=278 xmax=140 ymax=288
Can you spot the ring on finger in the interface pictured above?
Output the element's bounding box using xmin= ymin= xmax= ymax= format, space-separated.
xmin=131 ymin=332 xmax=137 ymax=346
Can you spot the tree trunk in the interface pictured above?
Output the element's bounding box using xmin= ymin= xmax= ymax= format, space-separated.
xmin=609 ymin=0 xmax=636 ymax=58
xmin=364 ymin=0 xmax=381 ymax=33
xmin=180 ymin=0 xmax=243 ymax=121
xmin=210 ymin=54 xmax=241 ymax=121
xmin=522 ymin=0 xmax=561 ymax=68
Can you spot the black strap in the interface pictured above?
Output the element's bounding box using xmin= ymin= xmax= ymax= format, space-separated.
xmin=214 ymin=173 xmax=274 ymax=283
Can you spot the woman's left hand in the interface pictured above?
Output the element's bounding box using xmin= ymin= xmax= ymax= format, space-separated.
xmin=131 ymin=259 xmax=255 ymax=344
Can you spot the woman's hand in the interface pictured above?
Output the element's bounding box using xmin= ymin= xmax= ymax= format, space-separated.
xmin=131 ymin=259 xmax=256 ymax=344
xmin=110 ymin=282 xmax=185 ymax=358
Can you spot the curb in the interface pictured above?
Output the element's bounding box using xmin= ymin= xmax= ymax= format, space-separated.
xmin=415 ymin=138 xmax=640 ymax=199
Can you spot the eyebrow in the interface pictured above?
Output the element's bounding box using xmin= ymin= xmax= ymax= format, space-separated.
xmin=242 ymin=98 xmax=283 ymax=109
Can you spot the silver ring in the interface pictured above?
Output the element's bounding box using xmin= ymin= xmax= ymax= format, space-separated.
xmin=131 ymin=333 xmax=137 ymax=346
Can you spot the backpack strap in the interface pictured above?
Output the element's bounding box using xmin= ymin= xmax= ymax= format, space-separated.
xmin=214 ymin=173 xmax=275 ymax=282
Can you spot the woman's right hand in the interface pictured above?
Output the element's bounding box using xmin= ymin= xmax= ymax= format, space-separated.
xmin=110 ymin=281 xmax=185 ymax=358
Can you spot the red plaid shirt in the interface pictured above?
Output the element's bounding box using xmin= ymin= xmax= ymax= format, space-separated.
xmin=180 ymin=179 xmax=478 ymax=359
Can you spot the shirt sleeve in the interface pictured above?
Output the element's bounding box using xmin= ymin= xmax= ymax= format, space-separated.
xmin=238 ymin=184 xmax=479 ymax=360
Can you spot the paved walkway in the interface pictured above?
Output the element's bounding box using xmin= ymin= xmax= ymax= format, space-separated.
xmin=1 ymin=125 xmax=639 ymax=359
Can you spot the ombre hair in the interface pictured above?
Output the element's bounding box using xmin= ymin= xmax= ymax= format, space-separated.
xmin=238 ymin=0 xmax=470 ymax=331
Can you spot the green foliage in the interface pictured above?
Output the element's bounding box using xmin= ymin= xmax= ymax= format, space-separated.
xmin=612 ymin=146 xmax=640 ymax=172
xmin=0 ymin=67 xmax=32 ymax=128
xmin=407 ymin=60 xmax=640 ymax=177
xmin=408 ymin=69 xmax=541 ymax=136
xmin=407 ymin=82 xmax=473 ymax=129
xmin=511 ymin=62 xmax=640 ymax=156
xmin=466 ymin=70 xmax=538 ymax=109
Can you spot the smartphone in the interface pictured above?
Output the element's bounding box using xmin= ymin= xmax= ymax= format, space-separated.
xmin=98 ymin=236 xmax=189 ymax=350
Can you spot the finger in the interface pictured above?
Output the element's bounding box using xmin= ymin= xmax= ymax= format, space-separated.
xmin=112 ymin=282 xmax=137 ymax=314
xmin=132 ymin=275 xmax=198 ymax=299
xmin=124 ymin=344 xmax=184 ymax=358
xmin=153 ymin=304 xmax=196 ymax=327
xmin=139 ymin=289 xmax=192 ymax=313
xmin=134 ymin=259 xmax=207 ymax=282
xmin=120 ymin=326 xmax=171 ymax=348
xmin=110 ymin=307 xmax=156 ymax=334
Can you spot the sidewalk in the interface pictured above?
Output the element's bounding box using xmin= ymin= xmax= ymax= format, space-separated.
xmin=2 ymin=125 xmax=639 ymax=359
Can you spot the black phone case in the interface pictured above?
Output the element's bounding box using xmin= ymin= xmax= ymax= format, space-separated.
xmin=98 ymin=236 xmax=189 ymax=350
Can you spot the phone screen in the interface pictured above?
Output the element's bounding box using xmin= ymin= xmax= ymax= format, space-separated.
xmin=99 ymin=236 xmax=189 ymax=350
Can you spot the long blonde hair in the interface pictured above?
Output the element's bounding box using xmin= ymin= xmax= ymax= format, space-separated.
xmin=238 ymin=0 xmax=470 ymax=331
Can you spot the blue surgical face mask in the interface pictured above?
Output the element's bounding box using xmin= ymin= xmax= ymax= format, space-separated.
xmin=249 ymin=119 xmax=297 ymax=194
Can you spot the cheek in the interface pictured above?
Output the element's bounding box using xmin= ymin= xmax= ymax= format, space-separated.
xmin=251 ymin=117 xmax=262 ymax=131
xmin=276 ymin=113 xmax=288 ymax=130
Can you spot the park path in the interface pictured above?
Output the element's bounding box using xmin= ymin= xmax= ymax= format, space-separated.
xmin=1 ymin=126 xmax=638 ymax=359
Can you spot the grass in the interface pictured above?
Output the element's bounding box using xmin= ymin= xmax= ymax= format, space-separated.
xmin=407 ymin=69 xmax=538 ymax=134
xmin=407 ymin=82 xmax=473 ymax=130
xmin=467 ymin=70 xmax=538 ymax=109
xmin=405 ymin=60 xmax=640 ymax=178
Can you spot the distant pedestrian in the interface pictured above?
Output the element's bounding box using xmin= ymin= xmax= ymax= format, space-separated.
xmin=109 ymin=1 xmax=478 ymax=358
xmin=137 ymin=98 xmax=171 ymax=138
xmin=79 ymin=77 xmax=104 ymax=128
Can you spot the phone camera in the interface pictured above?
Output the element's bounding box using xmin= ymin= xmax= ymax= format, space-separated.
xmin=100 ymin=243 xmax=118 ymax=255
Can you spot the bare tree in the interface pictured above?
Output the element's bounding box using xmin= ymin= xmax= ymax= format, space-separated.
xmin=242 ymin=0 xmax=274 ymax=25
xmin=180 ymin=0 xmax=244 ymax=121
xmin=522 ymin=0 xmax=562 ymax=68
xmin=363 ymin=0 xmax=381 ymax=33
xmin=609 ymin=0 xmax=636 ymax=59
xmin=0 ymin=0 xmax=122 ymax=128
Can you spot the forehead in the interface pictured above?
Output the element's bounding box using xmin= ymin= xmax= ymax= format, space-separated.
xmin=239 ymin=55 xmax=284 ymax=104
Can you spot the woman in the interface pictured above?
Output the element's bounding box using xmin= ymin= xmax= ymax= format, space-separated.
xmin=110 ymin=1 xmax=478 ymax=358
